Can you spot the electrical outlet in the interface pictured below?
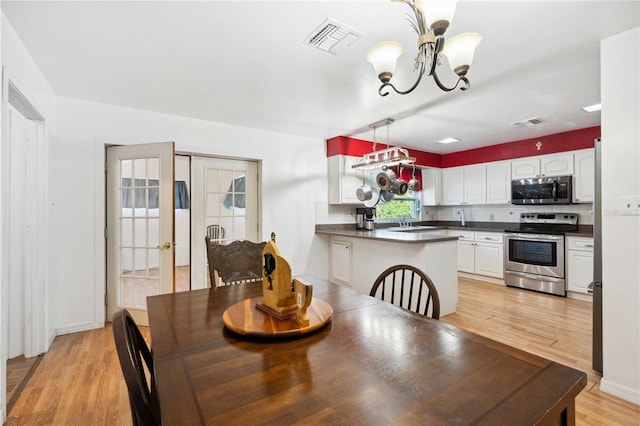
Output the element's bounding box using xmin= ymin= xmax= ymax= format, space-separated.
xmin=619 ymin=195 xmax=640 ymax=215
xmin=490 ymin=214 xmax=495 ymax=221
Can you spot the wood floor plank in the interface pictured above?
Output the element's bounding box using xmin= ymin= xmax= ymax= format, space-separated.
xmin=5 ymin=277 xmax=640 ymax=425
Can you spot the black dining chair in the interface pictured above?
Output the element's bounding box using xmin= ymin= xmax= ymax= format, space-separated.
xmin=370 ymin=264 xmax=441 ymax=319
xmin=112 ymin=309 xmax=161 ymax=426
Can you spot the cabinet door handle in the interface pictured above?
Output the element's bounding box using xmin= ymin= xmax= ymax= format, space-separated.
xmin=584 ymin=244 xmax=594 ymax=248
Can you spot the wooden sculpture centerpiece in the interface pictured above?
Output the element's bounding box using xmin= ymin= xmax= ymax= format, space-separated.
xmin=257 ymin=239 xmax=312 ymax=323
xmin=221 ymin=237 xmax=332 ymax=338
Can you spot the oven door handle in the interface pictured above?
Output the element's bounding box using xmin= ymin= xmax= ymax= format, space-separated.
xmin=505 ymin=233 xmax=564 ymax=241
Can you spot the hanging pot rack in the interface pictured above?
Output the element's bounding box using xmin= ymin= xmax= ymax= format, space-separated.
xmin=351 ymin=118 xmax=416 ymax=171
xmin=351 ymin=146 xmax=416 ymax=171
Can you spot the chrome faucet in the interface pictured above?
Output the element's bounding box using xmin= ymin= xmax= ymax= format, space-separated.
xmin=400 ymin=215 xmax=412 ymax=227
xmin=460 ymin=210 xmax=466 ymax=227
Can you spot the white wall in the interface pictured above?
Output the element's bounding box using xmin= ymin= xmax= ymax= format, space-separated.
xmin=600 ymin=26 xmax=640 ymax=404
xmin=52 ymin=97 xmax=328 ymax=331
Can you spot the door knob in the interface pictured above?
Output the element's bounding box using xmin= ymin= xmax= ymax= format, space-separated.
xmin=157 ymin=242 xmax=174 ymax=249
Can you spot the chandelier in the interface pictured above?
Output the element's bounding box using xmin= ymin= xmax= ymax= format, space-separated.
xmin=365 ymin=0 xmax=482 ymax=96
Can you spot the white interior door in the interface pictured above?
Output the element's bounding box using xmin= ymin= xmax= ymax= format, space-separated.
xmin=106 ymin=142 xmax=175 ymax=326
xmin=191 ymin=157 xmax=258 ymax=289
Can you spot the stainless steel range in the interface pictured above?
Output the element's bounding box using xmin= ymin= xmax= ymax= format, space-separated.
xmin=504 ymin=213 xmax=579 ymax=296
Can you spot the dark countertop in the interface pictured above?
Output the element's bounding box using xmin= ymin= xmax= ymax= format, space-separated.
xmin=315 ymin=226 xmax=457 ymax=244
xmin=316 ymin=221 xmax=593 ymax=242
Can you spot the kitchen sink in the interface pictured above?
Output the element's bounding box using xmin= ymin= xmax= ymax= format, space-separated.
xmin=383 ymin=225 xmax=446 ymax=233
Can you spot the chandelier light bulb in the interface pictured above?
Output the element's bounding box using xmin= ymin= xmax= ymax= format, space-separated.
xmin=366 ymin=41 xmax=403 ymax=83
xmin=440 ymin=32 xmax=482 ymax=76
xmin=423 ymin=0 xmax=460 ymax=36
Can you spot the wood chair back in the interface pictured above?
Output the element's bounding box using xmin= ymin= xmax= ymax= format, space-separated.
xmin=205 ymin=238 xmax=267 ymax=287
xmin=112 ymin=309 xmax=161 ymax=426
xmin=369 ymin=264 xmax=441 ymax=319
xmin=206 ymin=224 xmax=225 ymax=243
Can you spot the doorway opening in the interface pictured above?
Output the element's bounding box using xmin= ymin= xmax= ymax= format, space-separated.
xmin=2 ymin=82 xmax=48 ymax=419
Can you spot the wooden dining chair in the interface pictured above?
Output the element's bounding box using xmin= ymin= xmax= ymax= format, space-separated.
xmin=369 ymin=264 xmax=441 ymax=319
xmin=205 ymin=238 xmax=267 ymax=287
xmin=112 ymin=309 xmax=161 ymax=426
xmin=206 ymin=224 xmax=225 ymax=243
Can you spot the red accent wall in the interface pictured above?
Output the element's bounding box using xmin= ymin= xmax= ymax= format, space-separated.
xmin=326 ymin=136 xmax=442 ymax=167
xmin=326 ymin=126 xmax=600 ymax=168
xmin=441 ymin=126 xmax=600 ymax=168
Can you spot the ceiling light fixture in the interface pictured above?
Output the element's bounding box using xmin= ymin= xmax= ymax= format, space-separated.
xmin=437 ymin=137 xmax=460 ymax=144
xmin=365 ymin=0 xmax=482 ymax=97
xmin=352 ymin=118 xmax=416 ymax=170
xmin=581 ymin=103 xmax=601 ymax=113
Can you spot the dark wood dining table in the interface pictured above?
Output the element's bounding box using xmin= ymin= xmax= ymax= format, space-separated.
xmin=147 ymin=276 xmax=586 ymax=425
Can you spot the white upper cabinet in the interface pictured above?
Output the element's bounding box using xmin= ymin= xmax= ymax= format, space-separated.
xmin=511 ymin=158 xmax=540 ymax=179
xmin=511 ymin=153 xmax=574 ymax=179
xmin=464 ymin=164 xmax=487 ymax=205
xmin=328 ymin=155 xmax=363 ymax=205
xmin=442 ymin=164 xmax=486 ymax=205
xmin=441 ymin=167 xmax=465 ymax=205
xmin=485 ymin=161 xmax=512 ymax=204
xmin=541 ymin=153 xmax=574 ymax=177
xmin=573 ymin=149 xmax=595 ymax=203
xmin=421 ymin=167 xmax=441 ymax=206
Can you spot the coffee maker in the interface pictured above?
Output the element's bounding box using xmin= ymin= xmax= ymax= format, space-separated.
xmin=355 ymin=207 xmax=365 ymax=229
xmin=356 ymin=207 xmax=376 ymax=230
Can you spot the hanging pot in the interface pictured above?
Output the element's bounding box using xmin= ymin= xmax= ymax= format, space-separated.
xmin=376 ymin=166 xmax=396 ymax=190
xmin=379 ymin=189 xmax=394 ymax=203
xmin=364 ymin=187 xmax=380 ymax=208
xmin=408 ymin=165 xmax=420 ymax=191
xmin=356 ymin=172 xmax=373 ymax=202
xmin=391 ymin=179 xmax=409 ymax=195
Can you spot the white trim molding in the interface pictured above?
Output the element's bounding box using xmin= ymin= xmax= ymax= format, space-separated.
xmin=600 ymin=378 xmax=640 ymax=406
xmin=55 ymin=321 xmax=103 ymax=337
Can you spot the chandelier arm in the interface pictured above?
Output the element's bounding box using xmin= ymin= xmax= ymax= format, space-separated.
xmin=378 ymin=50 xmax=427 ymax=96
xmin=427 ymin=37 xmax=444 ymax=77
xmin=431 ymin=68 xmax=471 ymax=92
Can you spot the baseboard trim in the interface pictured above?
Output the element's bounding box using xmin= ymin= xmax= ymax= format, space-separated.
xmin=458 ymin=272 xmax=505 ymax=286
xmin=55 ymin=321 xmax=103 ymax=336
xmin=600 ymin=378 xmax=640 ymax=405
xmin=567 ymin=291 xmax=593 ymax=302
xmin=1 ymin=407 xmax=5 ymax=424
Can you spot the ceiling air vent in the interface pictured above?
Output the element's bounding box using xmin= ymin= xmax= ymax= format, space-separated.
xmin=304 ymin=18 xmax=363 ymax=56
xmin=511 ymin=117 xmax=543 ymax=127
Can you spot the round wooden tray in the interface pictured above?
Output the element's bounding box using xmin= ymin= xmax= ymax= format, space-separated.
xmin=222 ymin=296 xmax=333 ymax=338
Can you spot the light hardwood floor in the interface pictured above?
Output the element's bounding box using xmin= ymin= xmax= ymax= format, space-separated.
xmin=6 ymin=278 xmax=640 ymax=425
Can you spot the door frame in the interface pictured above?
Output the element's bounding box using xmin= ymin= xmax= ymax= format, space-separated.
xmin=0 ymin=70 xmax=50 ymax=422
xmin=105 ymin=142 xmax=176 ymax=326
xmin=189 ymin=155 xmax=260 ymax=290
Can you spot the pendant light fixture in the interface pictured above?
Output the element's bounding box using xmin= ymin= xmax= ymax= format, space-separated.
xmin=366 ymin=0 xmax=482 ymax=97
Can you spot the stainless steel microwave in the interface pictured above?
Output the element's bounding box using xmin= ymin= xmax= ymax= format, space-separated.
xmin=511 ymin=175 xmax=572 ymax=204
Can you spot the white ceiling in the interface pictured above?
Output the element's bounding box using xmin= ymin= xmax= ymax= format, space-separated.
xmin=3 ymin=1 xmax=639 ymax=154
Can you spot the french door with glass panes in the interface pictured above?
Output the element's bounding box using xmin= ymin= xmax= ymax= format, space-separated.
xmin=106 ymin=142 xmax=175 ymax=326
xmin=191 ymin=157 xmax=258 ymax=289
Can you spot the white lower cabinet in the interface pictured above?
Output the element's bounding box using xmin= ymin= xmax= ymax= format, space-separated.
xmin=566 ymin=237 xmax=594 ymax=294
xmin=449 ymin=230 xmax=475 ymax=272
xmin=449 ymin=230 xmax=504 ymax=279
xmin=330 ymin=238 xmax=352 ymax=286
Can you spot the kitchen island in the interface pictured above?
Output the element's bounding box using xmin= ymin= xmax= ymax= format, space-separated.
xmin=316 ymin=225 xmax=459 ymax=316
